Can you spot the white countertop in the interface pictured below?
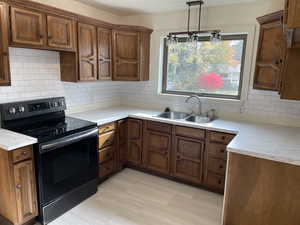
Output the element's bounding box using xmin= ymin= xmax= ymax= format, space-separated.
xmin=70 ymin=107 xmax=300 ymax=167
xmin=0 ymin=129 xmax=37 ymax=151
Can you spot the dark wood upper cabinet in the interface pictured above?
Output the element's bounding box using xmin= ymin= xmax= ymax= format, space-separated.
xmin=254 ymin=11 xmax=285 ymax=91
xmin=98 ymin=27 xmax=112 ymax=80
xmin=0 ymin=2 xmax=10 ymax=86
xmin=46 ymin=15 xmax=75 ymax=50
xmin=113 ymin=30 xmax=150 ymax=81
xmin=127 ymin=119 xmax=143 ymax=166
xmin=78 ymin=23 xmax=98 ymax=81
xmin=10 ymin=7 xmax=45 ymax=46
xmin=113 ymin=30 xmax=140 ymax=81
xmin=280 ymin=48 xmax=300 ymax=100
xmin=284 ymin=0 xmax=300 ymax=28
xmin=173 ymin=136 xmax=204 ymax=185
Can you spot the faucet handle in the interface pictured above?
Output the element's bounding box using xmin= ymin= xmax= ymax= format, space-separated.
xmin=207 ymin=109 xmax=217 ymax=120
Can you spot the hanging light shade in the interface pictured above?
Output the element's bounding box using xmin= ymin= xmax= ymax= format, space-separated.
xmin=166 ymin=0 xmax=222 ymax=46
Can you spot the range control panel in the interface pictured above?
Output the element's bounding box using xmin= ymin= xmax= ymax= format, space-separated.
xmin=0 ymin=97 xmax=67 ymax=121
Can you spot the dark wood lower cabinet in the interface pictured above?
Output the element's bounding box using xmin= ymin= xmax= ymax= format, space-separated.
xmin=127 ymin=119 xmax=143 ymax=166
xmin=99 ymin=118 xmax=235 ymax=194
xmin=173 ymin=136 xmax=204 ymax=184
xmin=143 ymin=130 xmax=171 ymax=175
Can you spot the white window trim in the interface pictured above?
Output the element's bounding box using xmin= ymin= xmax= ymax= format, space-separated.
xmin=153 ymin=24 xmax=257 ymax=106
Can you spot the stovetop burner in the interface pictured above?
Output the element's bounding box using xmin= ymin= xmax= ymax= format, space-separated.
xmin=0 ymin=97 xmax=97 ymax=143
xmin=11 ymin=116 xmax=96 ymax=143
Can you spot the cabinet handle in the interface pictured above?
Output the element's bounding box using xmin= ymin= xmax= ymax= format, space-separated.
xmin=219 ymin=165 xmax=224 ymax=169
xmin=2 ymin=52 xmax=8 ymax=56
xmin=218 ymin=179 xmax=222 ymax=185
xmin=39 ymin=35 xmax=43 ymax=39
xmin=16 ymin=184 xmax=22 ymax=190
xmin=221 ymin=136 xmax=226 ymax=140
xmin=21 ymin=151 xmax=28 ymax=156
xmin=48 ymin=36 xmax=53 ymax=40
xmin=177 ymin=155 xmax=181 ymax=160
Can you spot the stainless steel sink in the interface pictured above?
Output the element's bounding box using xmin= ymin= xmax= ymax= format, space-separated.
xmin=185 ymin=115 xmax=213 ymax=123
xmin=157 ymin=112 xmax=190 ymax=120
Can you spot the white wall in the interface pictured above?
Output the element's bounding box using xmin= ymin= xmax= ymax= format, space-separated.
xmin=118 ymin=0 xmax=300 ymax=126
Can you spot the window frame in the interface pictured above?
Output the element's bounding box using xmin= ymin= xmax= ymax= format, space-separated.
xmin=161 ymin=34 xmax=248 ymax=100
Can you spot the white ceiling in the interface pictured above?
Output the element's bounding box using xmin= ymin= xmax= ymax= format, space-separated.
xmin=74 ymin=0 xmax=258 ymax=16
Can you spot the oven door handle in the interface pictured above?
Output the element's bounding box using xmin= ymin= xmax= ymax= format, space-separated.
xmin=40 ymin=128 xmax=98 ymax=153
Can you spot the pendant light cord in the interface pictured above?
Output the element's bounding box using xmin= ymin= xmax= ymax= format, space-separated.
xmin=198 ymin=2 xmax=202 ymax=32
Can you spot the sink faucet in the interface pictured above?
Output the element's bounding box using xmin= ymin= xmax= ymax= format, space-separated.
xmin=185 ymin=95 xmax=202 ymax=116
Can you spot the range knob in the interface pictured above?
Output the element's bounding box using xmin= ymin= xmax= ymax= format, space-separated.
xmin=53 ymin=102 xmax=59 ymax=107
xmin=18 ymin=106 xmax=25 ymax=113
xmin=8 ymin=107 xmax=16 ymax=115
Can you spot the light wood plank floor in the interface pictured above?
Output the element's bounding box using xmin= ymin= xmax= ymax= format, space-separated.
xmin=49 ymin=169 xmax=223 ymax=225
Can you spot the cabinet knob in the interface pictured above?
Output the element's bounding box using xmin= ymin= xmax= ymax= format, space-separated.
xmin=16 ymin=184 xmax=22 ymax=190
xmin=48 ymin=36 xmax=53 ymax=40
xmin=39 ymin=35 xmax=43 ymax=39
xmin=21 ymin=151 xmax=28 ymax=156
xmin=218 ymin=179 xmax=222 ymax=185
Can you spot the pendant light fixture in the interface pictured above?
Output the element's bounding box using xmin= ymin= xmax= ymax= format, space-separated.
xmin=166 ymin=0 xmax=222 ymax=46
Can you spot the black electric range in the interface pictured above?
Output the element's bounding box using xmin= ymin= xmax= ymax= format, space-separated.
xmin=0 ymin=97 xmax=99 ymax=225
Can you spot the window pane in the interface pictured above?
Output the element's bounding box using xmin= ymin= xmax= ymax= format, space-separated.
xmin=164 ymin=36 xmax=246 ymax=99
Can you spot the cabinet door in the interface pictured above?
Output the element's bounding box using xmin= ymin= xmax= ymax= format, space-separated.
xmin=173 ymin=136 xmax=204 ymax=184
xmin=78 ymin=23 xmax=98 ymax=81
xmin=10 ymin=7 xmax=45 ymax=46
xmin=47 ymin=15 xmax=75 ymax=50
xmin=280 ymin=48 xmax=300 ymax=100
xmin=254 ymin=11 xmax=285 ymax=91
xmin=13 ymin=160 xmax=38 ymax=224
xmin=113 ymin=31 xmax=140 ymax=81
xmin=98 ymin=27 xmax=112 ymax=80
xmin=0 ymin=3 xmax=10 ymax=86
xmin=284 ymin=0 xmax=300 ymax=28
xmin=144 ymin=131 xmax=171 ymax=175
xmin=127 ymin=119 xmax=143 ymax=166
xmin=118 ymin=120 xmax=127 ymax=169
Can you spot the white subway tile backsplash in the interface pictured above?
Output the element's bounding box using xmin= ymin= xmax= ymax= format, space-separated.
xmin=1 ymin=47 xmax=300 ymax=126
xmin=0 ymin=48 xmax=120 ymax=109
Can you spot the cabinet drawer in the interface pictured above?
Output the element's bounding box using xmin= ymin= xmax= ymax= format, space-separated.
xmin=147 ymin=121 xmax=172 ymax=134
xmin=11 ymin=146 xmax=32 ymax=163
xmin=206 ymin=172 xmax=225 ymax=191
xmin=209 ymin=131 xmax=234 ymax=144
xmin=175 ymin=126 xmax=205 ymax=140
xmin=99 ymin=122 xmax=116 ymax=134
xmin=207 ymin=143 xmax=227 ymax=159
xmin=99 ymin=131 xmax=115 ymax=149
xmin=207 ymin=157 xmax=227 ymax=175
xmin=99 ymin=146 xmax=114 ymax=163
xmin=99 ymin=160 xmax=114 ymax=178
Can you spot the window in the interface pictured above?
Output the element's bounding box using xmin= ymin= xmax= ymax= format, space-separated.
xmin=162 ymin=34 xmax=247 ymax=99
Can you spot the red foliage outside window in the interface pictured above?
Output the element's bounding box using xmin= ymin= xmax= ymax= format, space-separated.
xmin=198 ymin=72 xmax=224 ymax=90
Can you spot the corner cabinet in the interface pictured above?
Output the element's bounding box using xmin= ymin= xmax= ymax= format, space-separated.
xmin=0 ymin=2 xmax=10 ymax=86
xmin=127 ymin=119 xmax=143 ymax=166
xmin=0 ymin=146 xmax=38 ymax=225
xmin=113 ymin=30 xmax=151 ymax=81
xmin=253 ymin=11 xmax=285 ymax=91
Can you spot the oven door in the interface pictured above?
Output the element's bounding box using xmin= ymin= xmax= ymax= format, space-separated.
xmin=37 ymin=128 xmax=99 ymax=205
